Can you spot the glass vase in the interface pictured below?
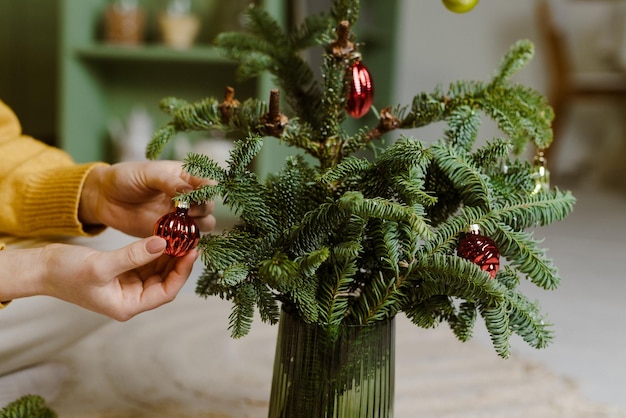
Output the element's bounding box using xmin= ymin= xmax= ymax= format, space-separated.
xmin=268 ymin=307 xmax=395 ymax=418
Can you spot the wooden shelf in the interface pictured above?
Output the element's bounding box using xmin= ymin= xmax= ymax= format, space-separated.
xmin=75 ymin=44 xmax=232 ymax=64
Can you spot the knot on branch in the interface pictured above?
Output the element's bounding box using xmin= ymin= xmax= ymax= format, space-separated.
xmin=218 ymin=86 xmax=240 ymax=124
xmin=261 ymin=89 xmax=289 ymax=137
xmin=366 ymin=107 xmax=400 ymax=142
xmin=329 ymin=20 xmax=355 ymax=59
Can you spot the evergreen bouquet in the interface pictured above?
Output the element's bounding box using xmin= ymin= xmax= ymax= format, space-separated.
xmin=146 ymin=0 xmax=575 ymax=361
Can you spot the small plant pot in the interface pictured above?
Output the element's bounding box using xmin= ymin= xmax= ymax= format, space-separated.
xmin=159 ymin=13 xmax=201 ymax=49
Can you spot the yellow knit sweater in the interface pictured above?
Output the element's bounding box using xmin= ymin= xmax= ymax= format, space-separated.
xmin=0 ymin=100 xmax=107 ymax=307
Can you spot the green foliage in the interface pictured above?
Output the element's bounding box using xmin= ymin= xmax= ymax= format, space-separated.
xmin=146 ymin=1 xmax=575 ymax=358
xmin=0 ymin=395 xmax=57 ymax=418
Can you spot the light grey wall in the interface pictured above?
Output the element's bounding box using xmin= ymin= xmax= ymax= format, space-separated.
xmin=393 ymin=0 xmax=626 ymax=177
xmin=394 ymin=0 xmax=546 ymax=146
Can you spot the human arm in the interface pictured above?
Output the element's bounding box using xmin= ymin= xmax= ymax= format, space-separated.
xmin=0 ymin=236 xmax=197 ymax=321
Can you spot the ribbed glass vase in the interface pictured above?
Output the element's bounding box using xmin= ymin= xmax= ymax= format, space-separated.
xmin=268 ymin=307 xmax=396 ymax=418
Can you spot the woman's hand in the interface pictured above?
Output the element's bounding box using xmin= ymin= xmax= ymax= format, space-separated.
xmin=79 ymin=161 xmax=216 ymax=237
xmin=0 ymin=236 xmax=197 ymax=321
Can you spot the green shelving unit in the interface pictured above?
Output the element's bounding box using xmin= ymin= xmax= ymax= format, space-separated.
xmin=58 ymin=0 xmax=282 ymax=165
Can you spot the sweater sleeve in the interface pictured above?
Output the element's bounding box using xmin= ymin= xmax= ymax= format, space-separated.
xmin=0 ymin=100 xmax=108 ymax=238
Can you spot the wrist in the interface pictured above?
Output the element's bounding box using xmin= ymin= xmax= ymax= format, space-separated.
xmin=79 ymin=165 xmax=106 ymax=227
xmin=0 ymin=247 xmax=47 ymax=301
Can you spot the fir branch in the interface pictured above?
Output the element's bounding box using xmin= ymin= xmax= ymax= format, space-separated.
xmin=319 ymin=53 xmax=350 ymax=143
xmin=505 ymin=289 xmax=554 ymax=349
xmin=226 ymin=135 xmax=264 ymax=175
xmin=279 ymin=119 xmax=321 ymax=155
xmin=255 ymin=283 xmax=280 ymax=325
xmin=228 ymin=282 xmax=256 ymax=338
xmin=431 ymin=141 xmax=492 ymax=209
xmin=216 ymin=31 xmax=276 ymax=70
xmin=159 ymin=97 xmax=190 ymax=115
xmin=392 ymin=171 xmax=437 ymax=209
xmin=183 ymin=152 xmax=227 ymax=184
xmin=493 ymin=225 xmax=560 ymax=290
xmin=168 ymin=97 xmax=220 ymax=131
xmin=480 ymin=302 xmax=512 ymax=358
xmin=470 ymin=138 xmax=512 ymax=168
xmin=349 ymin=221 xmax=414 ymax=324
xmin=371 ymin=219 xmax=402 ymax=274
xmin=481 ymin=84 xmax=553 ymax=153
xmin=496 ymin=188 xmax=576 ymax=229
xmin=217 ymin=7 xmax=322 ymax=129
xmin=147 ymin=96 xmax=271 ymax=161
xmin=317 ymin=257 xmax=357 ymax=327
xmin=296 ymin=247 xmax=331 ymax=278
xmin=196 ymin=270 xmax=228 ymax=299
xmin=288 ymin=201 xmax=348 ymax=256
xmin=410 ymin=254 xmax=506 ymax=305
xmin=338 ymin=192 xmax=433 ymax=239
xmin=222 ymin=172 xmax=278 ymax=233
xmin=350 ymin=270 xmax=408 ymax=325
xmin=318 ymin=156 xmax=372 ymax=185
xmin=184 ymin=184 xmax=224 ymax=206
xmin=199 ymin=230 xmax=254 ymax=271
xmin=487 ymin=160 xmax=536 ymax=201
xmin=285 ymin=273 xmax=320 ymax=323
xmin=146 ymin=125 xmax=176 ymax=160
xmin=317 ymin=214 xmax=366 ymax=325
xmin=406 ymin=295 xmax=455 ymax=329
xmin=450 ymin=301 xmax=477 ymax=342
xmin=497 ymin=266 xmax=522 ymax=290
xmin=266 ymin=155 xmax=321 ymax=228
xmin=258 ymin=251 xmax=299 ymax=290
xmin=444 ymin=105 xmax=481 ymax=151
xmin=0 ymin=395 xmax=57 ymax=418
xmin=221 ymin=263 xmax=250 ymax=287
xmin=400 ymin=89 xmax=451 ymax=129
xmin=491 ymin=39 xmax=535 ymax=86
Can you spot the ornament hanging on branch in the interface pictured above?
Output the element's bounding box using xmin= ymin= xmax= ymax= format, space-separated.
xmin=329 ymin=20 xmax=374 ymax=119
xmin=457 ymin=224 xmax=500 ymax=279
xmin=153 ymin=199 xmax=200 ymax=257
xmin=531 ymin=149 xmax=550 ymax=195
xmin=347 ymin=56 xmax=374 ymax=119
xmin=442 ymin=0 xmax=479 ymax=13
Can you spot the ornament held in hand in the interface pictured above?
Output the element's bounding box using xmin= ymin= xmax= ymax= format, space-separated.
xmin=347 ymin=59 xmax=374 ymax=119
xmin=153 ymin=200 xmax=200 ymax=257
xmin=457 ymin=224 xmax=500 ymax=279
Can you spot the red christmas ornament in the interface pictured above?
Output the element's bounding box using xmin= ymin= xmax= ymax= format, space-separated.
xmin=153 ymin=200 xmax=200 ymax=257
xmin=347 ymin=59 xmax=374 ymax=119
xmin=457 ymin=224 xmax=500 ymax=279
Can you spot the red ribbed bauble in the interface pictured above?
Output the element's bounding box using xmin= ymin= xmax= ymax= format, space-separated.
xmin=347 ymin=59 xmax=374 ymax=119
xmin=154 ymin=200 xmax=200 ymax=257
xmin=457 ymin=224 xmax=500 ymax=279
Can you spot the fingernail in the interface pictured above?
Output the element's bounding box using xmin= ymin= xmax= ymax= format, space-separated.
xmin=146 ymin=237 xmax=167 ymax=254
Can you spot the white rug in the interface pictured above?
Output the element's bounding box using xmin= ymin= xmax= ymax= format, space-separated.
xmin=47 ymin=296 xmax=625 ymax=418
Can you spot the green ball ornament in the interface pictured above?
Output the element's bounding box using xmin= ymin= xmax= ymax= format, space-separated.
xmin=442 ymin=0 xmax=479 ymax=13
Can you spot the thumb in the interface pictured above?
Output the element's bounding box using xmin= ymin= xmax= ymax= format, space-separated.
xmin=109 ymin=236 xmax=167 ymax=273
